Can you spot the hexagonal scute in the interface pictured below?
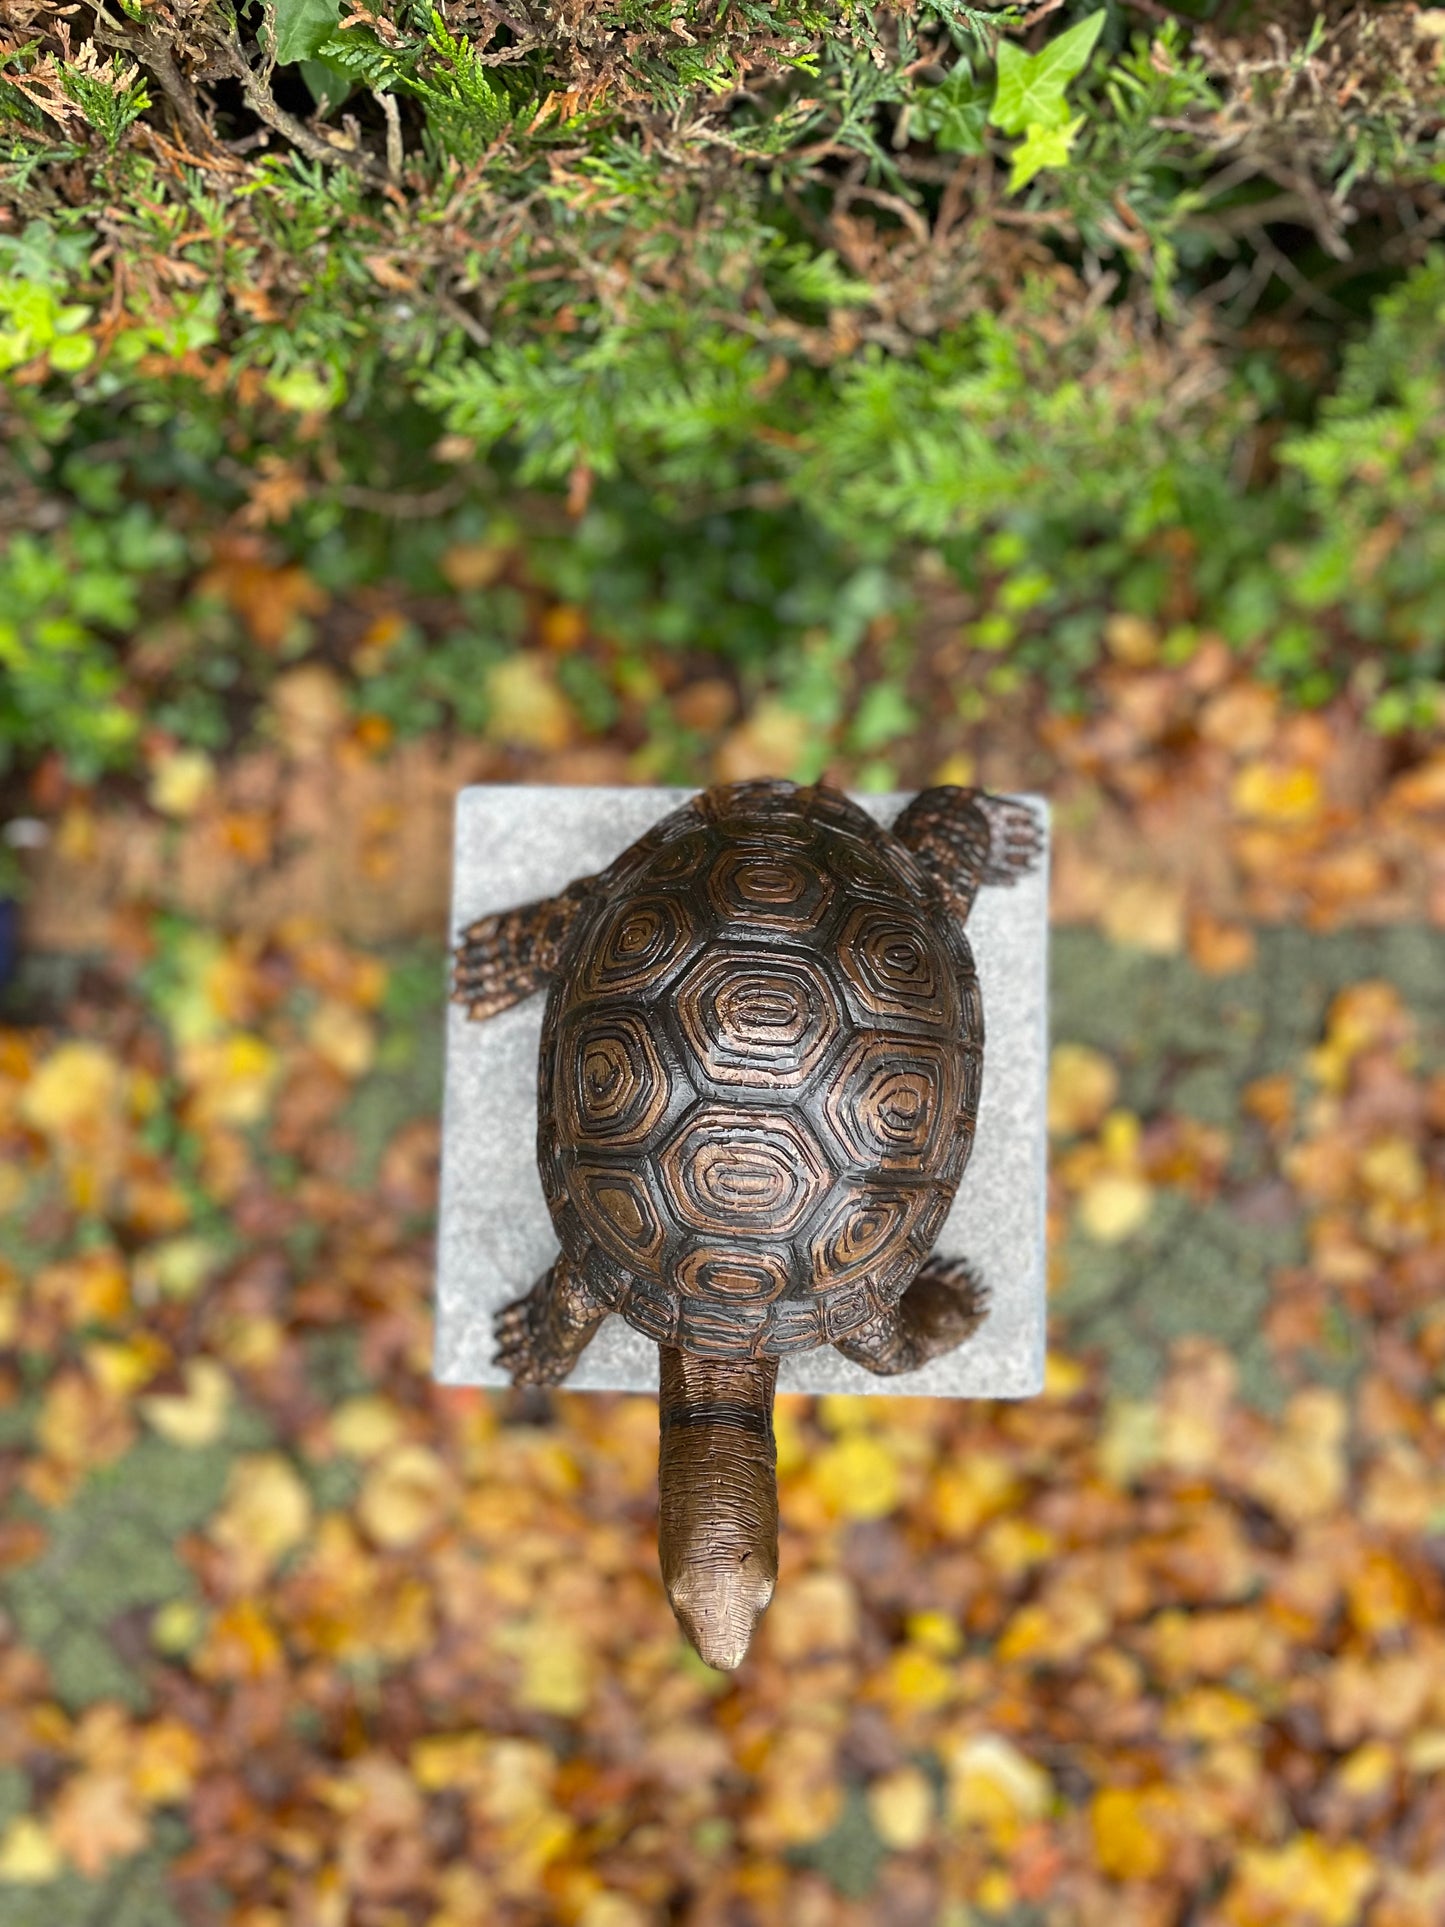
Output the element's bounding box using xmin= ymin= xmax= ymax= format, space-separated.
xmin=673 ymin=948 xmax=847 ymax=1091
xmin=657 ymin=1104 xmax=835 ymax=1239
xmin=834 ymin=903 xmax=960 ymax=1028
xmin=557 ymin=1007 xmax=676 ymax=1149
xmin=704 ymin=846 xmax=836 ymax=932
xmin=577 ymin=890 xmax=702 ymax=1000
xmin=640 ymin=826 xmax=713 ymax=887
xmin=906 ymin=1182 xmax=957 ymax=1265
xmin=821 ymin=1032 xmax=963 ymax=1176
xmin=821 ymin=1279 xmax=876 ymax=1343
xmin=571 ymin=1162 xmax=668 ymax=1274
xmin=807 ymin=1182 xmax=924 ymax=1285
xmin=697 ymin=781 xmax=813 ymax=836
xmin=622 ymin=1275 xmax=680 ymax=1344
xmin=814 ymin=830 xmax=911 ymax=903
xmin=803 ymin=787 xmax=884 ymax=840
xmin=671 ymin=1241 xmax=793 ymax=1303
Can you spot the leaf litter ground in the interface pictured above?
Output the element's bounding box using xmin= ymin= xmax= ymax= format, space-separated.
xmin=1 ymin=574 xmax=1445 ymax=1927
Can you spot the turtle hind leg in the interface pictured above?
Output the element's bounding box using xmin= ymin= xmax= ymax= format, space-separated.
xmin=493 ymin=1249 xmax=609 ymax=1386
xmin=834 ymin=1256 xmax=989 ymax=1376
xmin=451 ymin=875 xmax=597 ymax=1022
xmin=891 ymin=787 xmax=1043 ymax=921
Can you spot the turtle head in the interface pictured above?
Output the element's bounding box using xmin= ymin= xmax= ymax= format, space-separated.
xmin=657 ymin=1347 xmax=780 ymax=1672
xmin=665 ymin=1544 xmax=777 ymax=1674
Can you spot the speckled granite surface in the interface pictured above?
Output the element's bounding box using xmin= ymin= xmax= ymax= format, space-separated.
xmin=434 ymin=787 xmax=1049 ymax=1398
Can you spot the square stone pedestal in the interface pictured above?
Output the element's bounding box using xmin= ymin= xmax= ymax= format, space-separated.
xmin=435 ymin=787 xmax=1049 ymax=1398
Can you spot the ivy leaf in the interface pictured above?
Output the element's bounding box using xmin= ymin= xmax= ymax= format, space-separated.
xmin=270 ymin=0 xmax=343 ymax=65
xmin=1008 ymin=114 xmax=1083 ymax=191
xmin=299 ymin=55 xmax=354 ymax=113
xmin=989 ymin=8 xmax=1105 ymax=135
xmin=912 ymin=59 xmax=991 ymax=156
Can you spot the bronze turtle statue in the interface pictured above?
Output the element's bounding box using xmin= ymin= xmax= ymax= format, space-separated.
xmin=450 ymin=779 xmax=1042 ymax=1669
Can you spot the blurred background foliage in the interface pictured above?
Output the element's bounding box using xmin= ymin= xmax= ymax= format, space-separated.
xmin=0 ymin=0 xmax=1443 ymax=826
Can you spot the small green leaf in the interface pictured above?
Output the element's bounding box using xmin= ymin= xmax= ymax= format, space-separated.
xmin=848 ymin=680 xmax=917 ymax=752
xmin=1007 ymin=114 xmax=1082 ymax=191
xmin=990 ymin=8 xmax=1105 ymax=135
xmin=271 ymin=0 xmax=344 ymax=65
xmin=912 ymin=59 xmax=990 ymax=156
xmin=299 ymin=56 xmax=354 ymax=113
xmin=48 ymin=332 xmax=95 ymax=372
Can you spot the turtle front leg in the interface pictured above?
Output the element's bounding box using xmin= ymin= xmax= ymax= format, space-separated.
xmin=834 ymin=1256 xmax=989 ymax=1376
xmin=452 ymin=875 xmax=598 ymax=1022
xmin=891 ymin=787 xmax=1043 ymax=922
xmin=494 ymin=1250 xmax=608 ymax=1386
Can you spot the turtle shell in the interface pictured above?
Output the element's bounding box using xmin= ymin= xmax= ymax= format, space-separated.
xmin=537 ymin=781 xmax=984 ymax=1359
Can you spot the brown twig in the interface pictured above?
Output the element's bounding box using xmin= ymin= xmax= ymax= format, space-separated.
xmin=215 ymin=35 xmax=390 ymax=185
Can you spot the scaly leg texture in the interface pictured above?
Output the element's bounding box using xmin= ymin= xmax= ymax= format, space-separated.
xmin=834 ymin=1256 xmax=989 ymax=1376
xmin=451 ymin=875 xmax=598 ymax=1022
xmin=891 ymin=786 xmax=1043 ymax=921
xmin=493 ymin=1250 xmax=608 ymax=1386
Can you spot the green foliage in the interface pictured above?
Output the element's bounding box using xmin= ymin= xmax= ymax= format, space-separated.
xmin=413 ymin=8 xmax=528 ymax=163
xmin=0 ymin=220 xmax=97 ymax=374
xmin=57 ymin=50 xmax=151 ymax=152
xmin=1 ymin=4 xmax=1443 ymax=780
xmin=1277 ymin=249 xmax=1445 ymax=710
xmin=909 ymin=56 xmax=989 ymax=155
xmin=270 ymin=0 xmax=345 ymax=65
xmin=989 ymin=9 xmax=1105 ymax=136
xmin=0 ymin=504 xmax=190 ymax=781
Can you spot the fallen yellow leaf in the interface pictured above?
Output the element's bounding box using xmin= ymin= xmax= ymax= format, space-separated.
xmin=84 ymin=1334 xmax=169 ymax=1397
xmin=1077 ymin=1173 xmax=1153 ymax=1243
xmin=763 ymin=1571 xmax=858 ymax=1661
xmin=210 ymin=1452 xmax=313 ymax=1586
xmin=440 ymin=542 xmax=508 ymax=593
xmin=713 ymin=700 xmax=813 ymax=784
xmin=131 ymin=1235 xmax=224 ymax=1304
xmin=484 ymin=653 xmax=576 ymax=750
xmin=1244 ymin=1388 xmax=1348 ymax=1527
xmin=178 ymin=1032 xmax=280 ymax=1127
xmin=1048 ymin=1043 xmax=1119 ymax=1138
xmin=504 ymin=1619 xmax=592 ymax=1719
xmin=875 ymin=1645 xmax=957 ymax=1714
xmin=1231 ymin=761 xmax=1324 ymax=825
xmin=931 ymin=750 xmax=977 ymax=787
xmin=18 ymin=1040 xmax=122 ymax=1139
xmin=1225 ymin=1832 xmax=1376 ymax=1927
xmin=306 ymin=999 xmax=377 ymax=1079
xmin=357 ymin=1443 xmax=453 ymax=1548
xmin=47 ymin=1768 xmax=147 ymax=1878
xmin=331 ymin=1395 xmax=406 ymax=1460
xmin=1099 ymin=876 xmax=1185 ymax=955
xmin=1103 ymin=612 xmax=1159 ymax=666
xmin=270 ymin=664 xmax=347 ymax=757
xmin=147 ymin=747 xmax=216 ymax=818
xmin=810 ymin=1430 xmax=902 ymax=1520
xmin=868 ymin=1766 xmax=935 ymax=1850
xmin=193 ymin=1598 xmax=285 ymax=1680
xmin=0 ymin=1815 xmax=62 ymax=1884
xmin=131 ymin=1720 xmax=204 ymax=1806
xmin=1090 ymin=1784 xmax=1171 ymax=1879
xmin=946 ymin=1734 xmax=1051 ymax=1847
xmin=139 ymin=1358 xmax=233 ymax=1447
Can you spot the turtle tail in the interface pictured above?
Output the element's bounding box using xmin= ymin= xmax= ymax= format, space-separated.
xmin=657 ymin=1347 xmax=779 ymax=1671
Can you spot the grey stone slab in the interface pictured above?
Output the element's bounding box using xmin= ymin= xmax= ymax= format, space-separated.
xmin=435 ymin=786 xmax=1049 ymax=1399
